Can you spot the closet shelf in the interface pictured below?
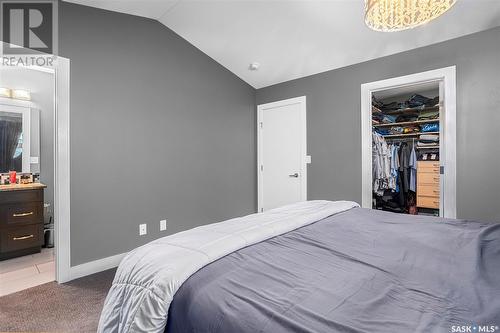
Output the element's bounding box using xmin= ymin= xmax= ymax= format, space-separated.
xmin=382 ymin=131 xmax=440 ymax=138
xmin=381 ymin=105 xmax=440 ymax=116
xmin=373 ymin=119 xmax=439 ymax=128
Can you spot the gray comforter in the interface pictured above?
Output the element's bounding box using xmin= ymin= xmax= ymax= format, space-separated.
xmin=166 ymin=208 xmax=500 ymax=333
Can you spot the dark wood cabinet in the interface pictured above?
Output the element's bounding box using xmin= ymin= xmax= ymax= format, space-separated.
xmin=0 ymin=184 xmax=46 ymax=260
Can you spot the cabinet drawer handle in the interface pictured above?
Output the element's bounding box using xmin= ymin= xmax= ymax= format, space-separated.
xmin=433 ymin=201 xmax=439 ymax=205
xmin=13 ymin=234 xmax=34 ymax=241
xmin=433 ymin=177 xmax=439 ymax=181
xmin=13 ymin=211 xmax=34 ymax=217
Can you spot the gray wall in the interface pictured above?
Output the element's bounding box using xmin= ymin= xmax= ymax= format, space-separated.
xmin=257 ymin=26 xmax=500 ymax=223
xmin=59 ymin=2 xmax=256 ymax=266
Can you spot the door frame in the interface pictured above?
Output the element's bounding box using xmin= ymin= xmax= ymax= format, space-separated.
xmin=361 ymin=66 xmax=456 ymax=218
xmin=0 ymin=55 xmax=71 ymax=282
xmin=257 ymin=96 xmax=307 ymax=212
xmin=54 ymin=56 xmax=71 ymax=282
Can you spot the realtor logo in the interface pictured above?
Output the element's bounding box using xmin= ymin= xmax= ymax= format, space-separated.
xmin=0 ymin=0 xmax=57 ymax=54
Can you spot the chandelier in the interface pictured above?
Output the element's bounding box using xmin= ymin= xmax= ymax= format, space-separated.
xmin=365 ymin=0 xmax=457 ymax=32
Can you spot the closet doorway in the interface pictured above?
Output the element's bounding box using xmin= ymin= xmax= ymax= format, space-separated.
xmin=361 ymin=67 xmax=456 ymax=218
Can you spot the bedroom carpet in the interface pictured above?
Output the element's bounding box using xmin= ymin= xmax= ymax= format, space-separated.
xmin=0 ymin=268 xmax=115 ymax=332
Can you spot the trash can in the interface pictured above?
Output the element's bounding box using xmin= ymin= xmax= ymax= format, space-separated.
xmin=44 ymin=224 xmax=54 ymax=248
xmin=43 ymin=203 xmax=54 ymax=248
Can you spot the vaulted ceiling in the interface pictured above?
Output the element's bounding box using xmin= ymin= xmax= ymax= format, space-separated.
xmin=64 ymin=0 xmax=500 ymax=88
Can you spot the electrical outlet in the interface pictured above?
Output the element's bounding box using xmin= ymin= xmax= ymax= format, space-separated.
xmin=160 ymin=219 xmax=167 ymax=231
xmin=139 ymin=223 xmax=147 ymax=236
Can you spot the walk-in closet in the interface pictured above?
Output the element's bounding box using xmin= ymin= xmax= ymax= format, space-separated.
xmin=371 ymin=82 xmax=441 ymax=216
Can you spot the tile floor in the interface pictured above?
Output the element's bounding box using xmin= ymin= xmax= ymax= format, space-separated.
xmin=0 ymin=248 xmax=55 ymax=297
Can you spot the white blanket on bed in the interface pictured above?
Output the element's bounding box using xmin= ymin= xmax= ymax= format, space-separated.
xmin=97 ymin=200 xmax=359 ymax=333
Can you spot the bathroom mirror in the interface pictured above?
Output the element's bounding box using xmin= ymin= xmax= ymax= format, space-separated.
xmin=0 ymin=104 xmax=39 ymax=173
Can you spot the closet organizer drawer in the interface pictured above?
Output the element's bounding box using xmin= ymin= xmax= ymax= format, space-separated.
xmin=0 ymin=224 xmax=43 ymax=252
xmin=417 ymin=172 xmax=440 ymax=185
xmin=417 ymin=161 xmax=440 ymax=173
xmin=417 ymin=196 xmax=440 ymax=209
xmin=418 ymin=184 xmax=440 ymax=197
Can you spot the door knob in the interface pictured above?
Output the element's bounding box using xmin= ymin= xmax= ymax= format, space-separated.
xmin=289 ymin=173 xmax=299 ymax=178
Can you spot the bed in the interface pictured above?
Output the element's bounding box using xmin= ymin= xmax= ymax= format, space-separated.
xmin=98 ymin=200 xmax=500 ymax=333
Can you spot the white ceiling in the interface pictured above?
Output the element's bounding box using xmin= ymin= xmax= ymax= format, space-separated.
xmin=65 ymin=0 xmax=500 ymax=88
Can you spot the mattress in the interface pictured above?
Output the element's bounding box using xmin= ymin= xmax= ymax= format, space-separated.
xmin=98 ymin=200 xmax=358 ymax=332
xmin=99 ymin=202 xmax=500 ymax=333
xmin=167 ymin=208 xmax=500 ymax=333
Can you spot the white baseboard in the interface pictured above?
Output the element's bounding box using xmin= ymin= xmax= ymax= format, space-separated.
xmin=68 ymin=252 xmax=127 ymax=281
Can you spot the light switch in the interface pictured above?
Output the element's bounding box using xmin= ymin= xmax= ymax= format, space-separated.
xmin=160 ymin=219 xmax=167 ymax=231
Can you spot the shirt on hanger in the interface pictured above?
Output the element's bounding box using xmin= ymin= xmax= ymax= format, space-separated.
xmin=409 ymin=145 xmax=417 ymax=192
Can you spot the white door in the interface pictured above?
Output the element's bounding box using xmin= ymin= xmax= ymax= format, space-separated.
xmin=258 ymin=96 xmax=307 ymax=212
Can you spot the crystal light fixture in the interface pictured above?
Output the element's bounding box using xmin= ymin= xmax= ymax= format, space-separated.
xmin=365 ymin=0 xmax=457 ymax=32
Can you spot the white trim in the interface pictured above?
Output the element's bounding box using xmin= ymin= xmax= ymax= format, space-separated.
xmin=69 ymin=252 xmax=127 ymax=281
xmin=257 ymin=96 xmax=307 ymax=212
xmin=440 ymin=68 xmax=457 ymax=218
xmin=361 ymin=66 xmax=457 ymax=218
xmin=0 ymin=103 xmax=31 ymax=173
xmin=54 ymin=57 xmax=71 ymax=282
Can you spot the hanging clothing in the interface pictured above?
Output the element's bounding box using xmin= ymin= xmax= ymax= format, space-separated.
xmin=409 ymin=145 xmax=417 ymax=192
xmin=399 ymin=143 xmax=411 ymax=193
xmin=390 ymin=144 xmax=399 ymax=192
xmin=372 ymin=132 xmax=391 ymax=196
